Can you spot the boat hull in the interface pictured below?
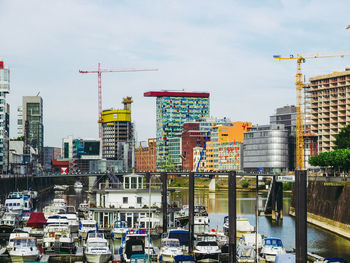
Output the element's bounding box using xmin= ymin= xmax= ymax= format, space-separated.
xmin=85 ymin=252 xmax=112 ymax=263
xmin=264 ymin=254 xmax=277 ymax=262
xmin=10 ymin=254 xmax=39 ymax=263
xmin=159 ymin=254 xmax=176 ymax=262
xmin=195 ymin=252 xmax=220 ymax=263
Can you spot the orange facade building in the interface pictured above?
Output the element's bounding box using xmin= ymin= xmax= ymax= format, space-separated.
xmin=135 ymin=138 xmax=157 ymax=172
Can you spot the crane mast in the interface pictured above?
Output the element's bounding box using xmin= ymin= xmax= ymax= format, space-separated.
xmin=274 ymin=52 xmax=350 ymax=171
xmin=79 ymin=63 xmax=157 ymax=138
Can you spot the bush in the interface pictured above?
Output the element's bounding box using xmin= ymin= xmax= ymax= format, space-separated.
xmin=283 ymin=182 xmax=293 ymax=191
xmin=241 ymin=181 xmax=249 ymax=188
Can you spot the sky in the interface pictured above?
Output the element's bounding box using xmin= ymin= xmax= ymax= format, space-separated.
xmin=1 ymin=0 xmax=350 ymax=147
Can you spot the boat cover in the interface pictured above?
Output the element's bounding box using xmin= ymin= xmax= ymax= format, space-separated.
xmin=26 ymin=212 xmax=46 ymax=228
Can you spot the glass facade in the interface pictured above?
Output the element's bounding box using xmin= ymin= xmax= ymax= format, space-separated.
xmin=155 ymin=96 xmax=210 ymax=170
xmin=243 ymin=124 xmax=289 ymax=173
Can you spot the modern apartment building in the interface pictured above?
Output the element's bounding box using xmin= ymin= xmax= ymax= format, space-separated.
xmin=135 ymin=138 xmax=156 ymax=172
xmin=62 ymin=136 xmax=102 ymax=172
xmin=206 ymin=122 xmax=253 ymax=171
xmin=144 ymin=91 xmax=210 ymax=170
xmin=305 ymin=68 xmax=350 ymax=152
xmin=243 ymin=124 xmax=289 ymax=173
xmin=101 ymin=97 xmax=134 ymax=172
xmin=0 ymin=61 xmax=10 ymax=173
xmin=18 ymin=96 xmax=44 ymax=165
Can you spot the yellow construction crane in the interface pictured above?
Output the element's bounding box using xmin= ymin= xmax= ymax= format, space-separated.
xmin=273 ymin=52 xmax=350 ymax=171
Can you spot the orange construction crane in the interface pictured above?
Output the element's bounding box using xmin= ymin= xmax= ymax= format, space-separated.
xmin=274 ymin=52 xmax=350 ymax=171
xmin=79 ymin=63 xmax=157 ymax=138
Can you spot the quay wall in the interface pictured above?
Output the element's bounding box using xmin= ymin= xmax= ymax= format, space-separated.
xmin=291 ymin=180 xmax=350 ymax=238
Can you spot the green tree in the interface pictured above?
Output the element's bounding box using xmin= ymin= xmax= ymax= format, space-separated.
xmin=334 ymin=124 xmax=350 ymax=150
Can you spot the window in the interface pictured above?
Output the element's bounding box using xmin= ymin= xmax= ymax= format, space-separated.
xmin=137 ymin=197 xmax=142 ymax=204
xmin=125 ymin=177 xmax=130 ymax=189
xmin=123 ymin=197 xmax=128 ymax=204
xmin=131 ymin=177 xmax=137 ymax=189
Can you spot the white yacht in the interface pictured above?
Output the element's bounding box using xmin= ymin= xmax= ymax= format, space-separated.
xmin=0 ymin=211 xmax=20 ymax=239
xmin=59 ymin=213 xmax=79 ymax=233
xmin=9 ymin=236 xmax=40 ymax=263
xmin=121 ymin=229 xmax=157 ymax=262
xmin=7 ymin=229 xmax=29 ymax=252
xmin=112 ymin=220 xmax=129 ymax=239
xmin=158 ymin=238 xmax=183 ymax=262
xmin=43 ymin=205 xmax=66 ymax=219
xmin=43 ymin=223 xmax=75 ymax=254
xmin=194 ymin=240 xmax=221 ymax=263
xmin=260 ymin=238 xmax=286 ymax=262
xmin=74 ymin=181 xmax=83 ymax=190
xmin=84 ymin=237 xmax=112 ymax=263
xmin=79 ymin=219 xmax=97 ymax=239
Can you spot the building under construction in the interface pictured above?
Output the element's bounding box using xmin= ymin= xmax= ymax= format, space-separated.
xmin=305 ymin=68 xmax=350 ymax=153
xmin=101 ymin=97 xmax=134 ymax=172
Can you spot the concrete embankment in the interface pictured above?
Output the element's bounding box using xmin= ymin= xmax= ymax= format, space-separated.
xmin=290 ymin=180 xmax=350 ymax=239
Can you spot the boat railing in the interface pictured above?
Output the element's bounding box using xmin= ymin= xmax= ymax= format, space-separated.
xmin=98 ymin=182 xmax=162 ymax=190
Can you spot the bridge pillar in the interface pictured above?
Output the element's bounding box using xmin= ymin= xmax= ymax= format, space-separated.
xmin=228 ymin=170 xmax=237 ymax=263
xmin=189 ymin=171 xmax=194 ymax=254
xmin=295 ymin=170 xmax=307 ymax=263
xmin=161 ymin=172 xmax=168 ymax=234
xmin=209 ymin=177 xmax=216 ymax=192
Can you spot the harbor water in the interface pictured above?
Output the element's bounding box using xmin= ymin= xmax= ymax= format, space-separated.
xmin=32 ymin=186 xmax=350 ymax=262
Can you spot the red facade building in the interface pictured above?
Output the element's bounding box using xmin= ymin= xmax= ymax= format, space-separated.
xmin=182 ymin=123 xmax=209 ymax=171
xmin=135 ymin=138 xmax=157 ymax=172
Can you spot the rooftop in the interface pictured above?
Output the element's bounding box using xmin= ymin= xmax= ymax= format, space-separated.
xmin=144 ymin=91 xmax=210 ymax=98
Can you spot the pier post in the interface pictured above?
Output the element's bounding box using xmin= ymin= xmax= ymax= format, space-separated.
xmin=295 ymin=170 xmax=307 ymax=263
xmin=228 ymin=171 xmax=237 ymax=263
xmin=161 ymin=172 xmax=168 ymax=234
xmin=189 ymin=171 xmax=194 ymax=254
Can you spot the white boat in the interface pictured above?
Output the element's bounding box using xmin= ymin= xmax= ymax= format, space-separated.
xmin=239 ymin=233 xmax=263 ymax=249
xmin=164 ymin=229 xmax=190 ymax=253
xmin=260 ymin=238 xmax=286 ymax=262
xmin=43 ymin=223 xmax=75 ymax=253
xmin=7 ymin=229 xmax=29 ymax=252
xmin=223 ymin=217 xmax=255 ymax=238
xmin=158 ymin=238 xmax=183 ymax=262
xmin=54 ymin=185 xmax=69 ymax=191
xmin=74 ymin=181 xmax=83 ymax=190
xmin=236 ymin=245 xmax=256 ymax=263
xmin=121 ymin=229 xmax=157 ymax=262
xmin=9 ymin=236 xmax=40 ymax=263
xmin=0 ymin=211 xmax=20 ymax=239
xmin=43 ymin=205 xmax=66 ymax=219
xmin=194 ymin=240 xmax=221 ymax=263
xmin=112 ymin=220 xmax=129 ymax=239
xmin=79 ymin=219 xmax=97 ymax=239
xmin=84 ymin=237 xmax=112 ymax=263
xmin=51 ymin=198 xmax=66 ymax=209
xmin=58 ymin=213 xmax=79 ymax=233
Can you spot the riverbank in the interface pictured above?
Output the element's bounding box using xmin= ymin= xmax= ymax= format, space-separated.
xmin=289 ymin=207 xmax=350 ymax=240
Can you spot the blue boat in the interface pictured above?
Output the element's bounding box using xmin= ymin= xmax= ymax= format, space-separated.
xmin=174 ymin=255 xmax=196 ymax=263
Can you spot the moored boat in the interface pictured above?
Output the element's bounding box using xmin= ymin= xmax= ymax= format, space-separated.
xmin=260 ymin=237 xmax=286 ymax=262
xmin=158 ymin=238 xmax=183 ymax=262
xmin=9 ymin=236 xmax=40 ymax=263
xmin=84 ymin=236 xmax=112 ymax=263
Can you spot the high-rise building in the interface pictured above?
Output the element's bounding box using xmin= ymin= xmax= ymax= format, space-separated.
xmin=305 ymin=68 xmax=350 ymax=153
xmin=144 ymin=91 xmax=210 ymax=170
xmin=0 ymin=61 xmax=10 ymax=172
xmin=20 ymin=96 xmax=44 ymax=165
xmin=135 ymin=138 xmax=156 ymax=172
xmin=101 ymin=97 xmax=134 ymax=172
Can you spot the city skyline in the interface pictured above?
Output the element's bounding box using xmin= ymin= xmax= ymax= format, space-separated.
xmin=1 ymin=0 xmax=350 ymax=147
